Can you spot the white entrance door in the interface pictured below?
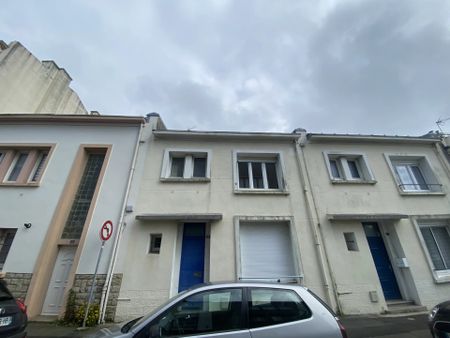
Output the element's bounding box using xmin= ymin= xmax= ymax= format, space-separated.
xmin=42 ymin=246 xmax=76 ymax=315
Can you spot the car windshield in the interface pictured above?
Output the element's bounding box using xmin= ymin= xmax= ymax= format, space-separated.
xmin=122 ymin=289 xmax=189 ymax=333
xmin=0 ymin=282 xmax=13 ymax=301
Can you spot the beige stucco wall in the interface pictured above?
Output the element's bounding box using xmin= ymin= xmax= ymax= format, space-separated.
xmin=115 ymin=134 xmax=329 ymax=321
xmin=0 ymin=41 xmax=88 ymax=115
xmin=304 ymin=140 xmax=450 ymax=314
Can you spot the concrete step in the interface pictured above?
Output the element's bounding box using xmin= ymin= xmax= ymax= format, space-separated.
xmin=386 ymin=299 xmax=415 ymax=306
xmin=31 ymin=315 xmax=58 ymax=322
xmin=386 ymin=301 xmax=427 ymax=314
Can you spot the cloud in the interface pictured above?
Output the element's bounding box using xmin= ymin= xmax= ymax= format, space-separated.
xmin=1 ymin=0 xmax=450 ymax=135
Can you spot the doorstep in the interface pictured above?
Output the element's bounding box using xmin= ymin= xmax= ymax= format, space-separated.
xmin=385 ymin=300 xmax=427 ymax=315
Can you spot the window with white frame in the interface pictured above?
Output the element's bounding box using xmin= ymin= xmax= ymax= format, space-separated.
xmin=0 ymin=147 xmax=51 ymax=185
xmin=234 ymin=152 xmax=285 ymax=191
xmin=419 ymin=224 xmax=450 ymax=272
xmin=161 ymin=149 xmax=210 ymax=180
xmin=387 ymin=155 xmax=442 ymax=193
xmin=324 ymin=152 xmax=374 ymax=182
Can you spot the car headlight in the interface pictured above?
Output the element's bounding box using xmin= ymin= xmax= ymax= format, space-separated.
xmin=429 ymin=306 xmax=439 ymax=321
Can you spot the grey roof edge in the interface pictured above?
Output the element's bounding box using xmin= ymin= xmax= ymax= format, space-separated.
xmin=136 ymin=213 xmax=223 ymax=222
xmin=308 ymin=133 xmax=440 ymax=144
xmin=153 ymin=129 xmax=301 ymax=141
xmin=0 ymin=114 xmax=145 ymax=125
xmin=327 ymin=213 xmax=409 ymax=221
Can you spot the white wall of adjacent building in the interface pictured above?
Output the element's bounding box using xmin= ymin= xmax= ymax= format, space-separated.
xmin=0 ymin=122 xmax=141 ymax=275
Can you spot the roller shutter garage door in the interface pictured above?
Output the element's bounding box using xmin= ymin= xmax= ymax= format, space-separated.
xmin=239 ymin=222 xmax=296 ymax=281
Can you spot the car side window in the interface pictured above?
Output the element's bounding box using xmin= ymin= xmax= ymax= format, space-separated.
xmin=139 ymin=288 xmax=243 ymax=337
xmin=248 ymin=288 xmax=311 ymax=328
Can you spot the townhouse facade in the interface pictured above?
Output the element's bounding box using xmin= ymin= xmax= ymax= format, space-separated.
xmin=110 ymin=117 xmax=450 ymax=320
xmin=113 ymin=115 xmax=334 ymax=321
xmin=1 ymin=113 xmax=449 ymax=321
xmin=303 ymin=134 xmax=450 ymax=314
xmin=0 ymin=114 xmax=144 ymax=320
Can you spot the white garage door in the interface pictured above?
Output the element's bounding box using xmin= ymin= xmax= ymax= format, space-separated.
xmin=239 ymin=222 xmax=296 ymax=282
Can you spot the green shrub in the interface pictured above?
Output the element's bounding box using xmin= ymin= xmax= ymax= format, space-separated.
xmin=75 ymin=303 xmax=100 ymax=327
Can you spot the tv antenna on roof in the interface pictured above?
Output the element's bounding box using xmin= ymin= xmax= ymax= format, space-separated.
xmin=436 ymin=117 xmax=450 ymax=133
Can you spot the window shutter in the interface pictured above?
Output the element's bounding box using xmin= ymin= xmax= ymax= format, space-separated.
xmin=240 ymin=222 xmax=296 ymax=281
xmin=421 ymin=227 xmax=445 ymax=270
xmin=433 ymin=227 xmax=450 ymax=269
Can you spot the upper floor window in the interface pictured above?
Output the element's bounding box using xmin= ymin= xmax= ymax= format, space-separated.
xmin=324 ymin=152 xmax=375 ymax=183
xmin=386 ymin=155 xmax=443 ymax=193
xmin=161 ymin=149 xmax=210 ymax=181
xmin=0 ymin=146 xmax=52 ymax=186
xmin=233 ymin=151 xmax=286 ymax=192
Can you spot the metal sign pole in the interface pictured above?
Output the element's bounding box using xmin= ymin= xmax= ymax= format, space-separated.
xmin=82 ymin=240 xmax=105 ymax=328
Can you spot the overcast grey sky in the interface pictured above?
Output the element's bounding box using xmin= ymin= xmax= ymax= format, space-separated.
xmin=2 ymin=0 xmax=450 ymax=135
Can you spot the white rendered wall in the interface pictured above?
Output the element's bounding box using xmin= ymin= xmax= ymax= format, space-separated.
xmin=115 ymin=136 xmax=327 ymax=320
xmin=0 ymin=123 xmax=140 ymax=276
xmin=304 ymin=141 xmax=450 ymax=313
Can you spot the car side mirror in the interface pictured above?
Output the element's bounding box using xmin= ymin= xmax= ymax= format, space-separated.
xmin=149 ymin=324 xmax=161 ymax=338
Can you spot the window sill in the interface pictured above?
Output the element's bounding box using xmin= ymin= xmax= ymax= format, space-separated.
xmin=234 ymin=189 xmax=289 ymax=195
xmin=433 ymin=270 xmax=450 ymax=284
xmin=160 ymin=177 xmax=210 ymax=183
xmin=0 ymin=182 xmax=40 ymax=187
xmin=399 ymin=191 xmax=445 ymax=196
xmin=331 ymin=179 xmax=377 ymax=185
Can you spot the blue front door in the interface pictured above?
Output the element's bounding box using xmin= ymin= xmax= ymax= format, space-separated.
xmin=178 ymin=223 xmax=206 ymax=292
xmin=363 ymin=223 xmax=401 ymax=300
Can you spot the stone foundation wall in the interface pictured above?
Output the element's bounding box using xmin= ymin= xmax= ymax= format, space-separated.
xmin=71 ymin=273 xmax=122 ymax=321
xmin=2 ymin=273 xmax=33 ymax=300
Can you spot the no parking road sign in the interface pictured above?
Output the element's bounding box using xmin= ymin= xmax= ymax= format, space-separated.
xmin=100 ymin=220 xmax=113 ymax=241
xmin=83 ymin=220 xmax=114 ymax=328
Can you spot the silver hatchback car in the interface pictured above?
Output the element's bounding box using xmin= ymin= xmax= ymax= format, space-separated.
xmin=88 ymin=282 xmax=347 ymax=338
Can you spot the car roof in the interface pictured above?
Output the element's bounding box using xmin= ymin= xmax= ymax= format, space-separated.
xmin=185 ymin=281 xmax=308 ymax=292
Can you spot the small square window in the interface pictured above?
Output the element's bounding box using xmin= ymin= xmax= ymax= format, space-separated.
xmin=149 ymin=234 xmax=162 ymax=254
xmin=344 ymin=232 xmax=359 ymax=251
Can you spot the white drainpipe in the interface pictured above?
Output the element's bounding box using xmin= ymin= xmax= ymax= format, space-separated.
xmin=294 ymin=135 xmax=342 ymax=314
xmin=98 ymin=122 xmax=145 ymax=323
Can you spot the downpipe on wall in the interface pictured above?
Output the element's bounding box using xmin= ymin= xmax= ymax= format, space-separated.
xmin=98 ymin=123 xmax=145 ymax=324
xmin=294 ymin=135 xmax=342 ymax=315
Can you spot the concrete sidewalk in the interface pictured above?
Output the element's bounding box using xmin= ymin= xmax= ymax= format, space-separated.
xmin=27 ymin=313 xmax=431 ymax=337
xmin=27 ymin=321 xmax=109 ymax=337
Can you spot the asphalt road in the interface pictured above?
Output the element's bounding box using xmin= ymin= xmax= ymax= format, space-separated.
xmin=27 ymin=313 xmax=431 ymax=338
xmin=341 ymin=313 xmax=430 ymax=338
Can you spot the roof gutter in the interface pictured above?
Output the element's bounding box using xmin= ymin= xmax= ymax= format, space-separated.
xmin=0 ymin=114 xmax=145 ymax=125
xmin=308 ymin=134 xmax=440 ymax=144
xmin=154 ymin=130 xmax=301 ymax=141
